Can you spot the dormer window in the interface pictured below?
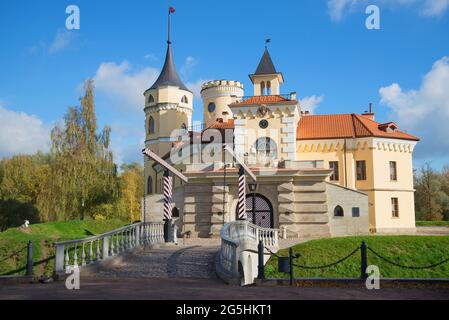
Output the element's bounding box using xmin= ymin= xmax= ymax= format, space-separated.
xmin=379 ymin=122 xmax=398 ymax=133
xmin=181 ymin=96 xmax=188 ymax=104
xmin=148 ymin=95 xmax=155 ymax=104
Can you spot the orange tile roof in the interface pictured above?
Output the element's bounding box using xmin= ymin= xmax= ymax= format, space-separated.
xmin=297 ymin=114 xmax=419 ymax=141
xmin=230 ymin=95 xmax=297 ymax=107
xmin=207 ymin=119 xmax=235 ymax=129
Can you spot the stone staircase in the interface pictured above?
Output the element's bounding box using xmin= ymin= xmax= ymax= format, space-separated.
xmin=83 ymin=243 xmax=219 ymax=280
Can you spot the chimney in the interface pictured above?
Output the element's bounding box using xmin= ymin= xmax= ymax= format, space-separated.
xmin=362 ymin=103 xmax=375 ymax=120
xmin=222 ymin=111 xmax=230 ymax=122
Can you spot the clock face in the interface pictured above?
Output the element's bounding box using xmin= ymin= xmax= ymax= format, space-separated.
xmin=259 ymin=120 xmax=269 ymax=129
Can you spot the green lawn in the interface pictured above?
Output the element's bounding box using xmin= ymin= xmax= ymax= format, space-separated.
xmin=0 ymin=219 xmax=128 ymax=276
xmin=416 ymin=221 xmax=449 ymax=227
xmin=266 ymin=236 xmax=449 ymax=279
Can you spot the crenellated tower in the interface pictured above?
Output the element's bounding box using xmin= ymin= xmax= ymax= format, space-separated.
xmin=201 ymin=80 xmax=244 ymax=128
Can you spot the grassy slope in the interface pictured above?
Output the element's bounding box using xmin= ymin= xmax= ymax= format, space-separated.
xmin=266 ymin=236 xmax=449 ymax=279
xmin=0 ymin=219 xmax=128 ymax=276
xmin=416 ymin=221 xmax=449 ymax=227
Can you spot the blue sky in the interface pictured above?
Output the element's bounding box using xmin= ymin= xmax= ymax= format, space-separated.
xmin=0 ymin=0 xmax=448 ymax=167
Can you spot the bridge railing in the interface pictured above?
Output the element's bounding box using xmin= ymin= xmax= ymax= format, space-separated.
xmin=218 ymin=220 xmax=279 ymax=284
xmin=54 ymin=222 xmax=165 ymax=274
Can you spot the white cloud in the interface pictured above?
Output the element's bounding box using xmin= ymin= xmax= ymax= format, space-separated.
xmin=93 ymin=61 xmax=159 ymax=112
xmin=0 ymin=106 xmax=50 ymax=158
xmin=421 ymin=0 xmax=449 ymax=16
xmin=48 ymin=29 xmax=77 ymax=54
xmin=299 ymin=95 xmax=324 ymax=114
xmin=180 ymin=56 xmax=198 ymax=80
xmin=144 ymin=53 xmax=158 ymax=61
xmin=380 ymin=56 xmax=449 ymax=158
xmin=28 ymin=29 xmax=78 ymax=55
xmin=328 ymin=0 xmax=448 ymax=21
xmin=328 ymin=0 xmax=361 ymax=21
xmin=186 ymin=79 xmax=209 ymax=100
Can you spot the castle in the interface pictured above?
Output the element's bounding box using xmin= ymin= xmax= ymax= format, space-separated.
xmin=142 ymin=20 xmax=419 ymax=239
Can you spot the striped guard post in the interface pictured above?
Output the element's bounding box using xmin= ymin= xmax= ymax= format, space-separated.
xmin=238 ymin=166 xmax=247 ymax=220
xmin=163 ymin=171 xmax=173 ymax=220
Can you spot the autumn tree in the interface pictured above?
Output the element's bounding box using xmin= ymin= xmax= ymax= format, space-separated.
xmin=118 ymin=163 xmax=144 ymax=222
xmin=41 ymin=79 xmax=119 ymax=221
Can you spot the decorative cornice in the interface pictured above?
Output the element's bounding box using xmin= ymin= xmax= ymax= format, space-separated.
xmin=297 ymin=137 xmax=417 ymax=153
xmin=233 ymin=104 xmax=299 ymax=120
xmin=144 ymin=103 xmax=193 ymax=115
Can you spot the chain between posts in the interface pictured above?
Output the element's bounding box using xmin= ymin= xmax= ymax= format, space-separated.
xmin=367 ymin=247 xmax=449 ymax=270
xmin=0 ymin=246 xmax=27 ymax=264
xmin=293 ymin=247 xmax=360 ymax=270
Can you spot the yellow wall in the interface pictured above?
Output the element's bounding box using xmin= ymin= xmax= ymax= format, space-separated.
xmin=296 ymin=137 xmax=418 ymax=232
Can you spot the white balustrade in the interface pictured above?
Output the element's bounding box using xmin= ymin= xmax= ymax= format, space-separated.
xmin=55 ymin=222 xmax=165 ymax=274
xmin=218 ymin=220 xmax=279 ymax=280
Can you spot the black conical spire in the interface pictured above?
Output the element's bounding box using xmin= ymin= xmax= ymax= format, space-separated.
xmin=148 ymin=10 xmax=191 ymax=92
xmin=254 ymin=48 xmax=277 ymax=75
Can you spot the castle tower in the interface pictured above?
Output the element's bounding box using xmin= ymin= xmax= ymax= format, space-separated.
xmin=143 ymin=11 xmax=193 ymax=198
xmin=143 ymin=14 xmax=193 ymax=158
xmin=201 ymin=80 xmax=244 ymax=128
xmin=249 ymin=48 xmax=284 ymax=96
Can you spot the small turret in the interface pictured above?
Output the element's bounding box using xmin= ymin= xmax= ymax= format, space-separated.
xmin=201 ymin=80 xmax=244 ymax=128
xmin=249 ymin=48 xmax=284 ymax=96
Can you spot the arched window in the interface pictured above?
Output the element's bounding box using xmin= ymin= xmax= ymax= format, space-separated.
xmin=267 ymin=81 xmax=272 ymax=95
xmin=253 ymin=137 xmax=277 ymax=159
xmin=147 ymin=176 xmax=153 ymax=195
xmin=148 ymin=116 xmax=155 ymax=134
xmin=148 ymin=95 xmax=155 ymax=103
xmin=181 ymin=123 xmax=187 ymax=131
xmin=334 ymin=205 xmax=344 ymax=217
xmin=181 ymin=96 xmax=188 ymax=104
xmin=260 ymin=81 xmax=266 ymax=96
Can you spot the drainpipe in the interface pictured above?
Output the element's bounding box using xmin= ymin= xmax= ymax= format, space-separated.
xmin=344 ymin=139 xmax=348 ymax=188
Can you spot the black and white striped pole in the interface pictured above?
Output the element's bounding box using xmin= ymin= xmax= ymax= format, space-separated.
xmin=142 ymin=148 xmax=188 ymax=244
xmin=163 ymin=170 xmax=173 ymax=242
xmin=238 ymin=166 xmax=247 ymax=220
xmin=223 ymin=145 xmax=257 ymax=223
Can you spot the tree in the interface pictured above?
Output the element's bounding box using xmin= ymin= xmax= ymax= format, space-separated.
xmin=415 ymin=164 xmax=444 ymax=221
xmin=119 ymin=163 xmax=144 ymax=222
xmin=42 ymin=80 xmax=119 ymax=221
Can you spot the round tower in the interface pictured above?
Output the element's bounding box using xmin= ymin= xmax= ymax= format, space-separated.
xmin=201 ymin=80 xmax=244 ymax=128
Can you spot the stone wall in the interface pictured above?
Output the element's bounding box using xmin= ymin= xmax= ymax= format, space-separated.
xmin=326 ymin=183 xmax=369 ymax=236
xmin=279 ymin=180 xmax=331 ymax=239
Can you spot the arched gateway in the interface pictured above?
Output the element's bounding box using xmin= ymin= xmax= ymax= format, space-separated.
xmin=236 ymin=194 xmax=274 ymax=228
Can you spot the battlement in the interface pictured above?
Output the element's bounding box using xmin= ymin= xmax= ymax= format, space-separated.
xmin=201 ymin=80 xmax=244 ymax=93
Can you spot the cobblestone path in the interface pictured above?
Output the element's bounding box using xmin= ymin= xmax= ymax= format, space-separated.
xmin=83 ymin=243 xmax=219 ymax=280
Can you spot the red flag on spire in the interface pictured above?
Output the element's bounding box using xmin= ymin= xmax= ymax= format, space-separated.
xmin=169 ymin=6 xmax=176 ymax=14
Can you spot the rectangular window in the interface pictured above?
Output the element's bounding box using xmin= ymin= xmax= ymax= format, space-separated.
xmin=352 ymin=207 xmax=360 ymax=218
xmin=356 ymin=161 xmax=367 ymax=181
xmin=390 ymin=161 xmax=398 ymax=181
xmin=391 ymin=198 xmax=399 ymax=218
xmin=329 ymin=161 xmax=339 ymax=181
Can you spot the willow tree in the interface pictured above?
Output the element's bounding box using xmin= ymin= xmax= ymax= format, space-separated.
xmin=41 ymin=80 xmax=119 ymax=221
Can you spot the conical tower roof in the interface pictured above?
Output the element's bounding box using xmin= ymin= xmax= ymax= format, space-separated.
xmin=149 ymin=42 xmax=191 ymax=92
xmin=254 ymin=48 xmax=277 ymax=75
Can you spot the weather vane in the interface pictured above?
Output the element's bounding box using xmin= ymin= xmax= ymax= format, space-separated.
xmin=265 ymin=38 xmax=271 ymax=48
